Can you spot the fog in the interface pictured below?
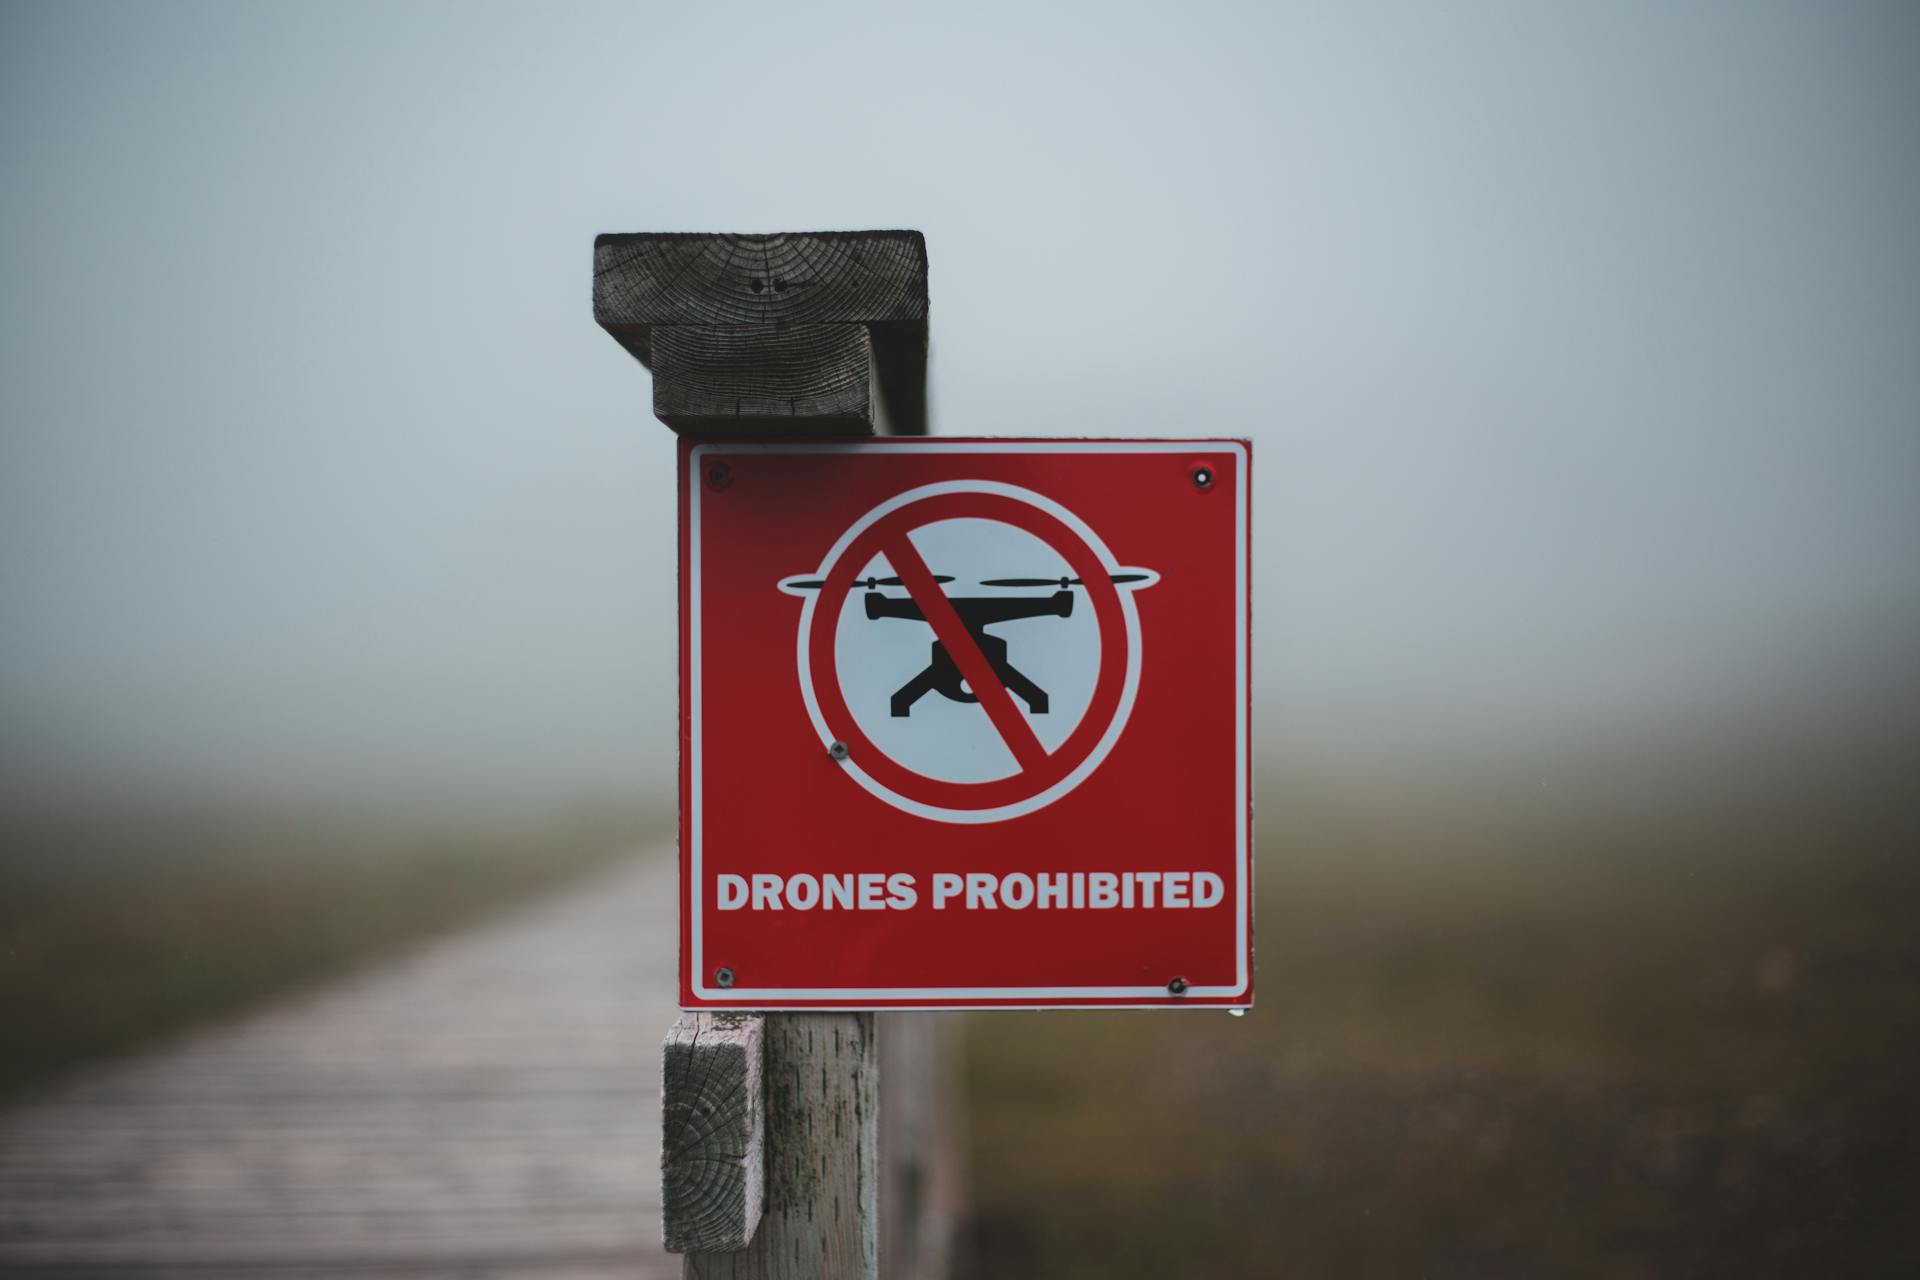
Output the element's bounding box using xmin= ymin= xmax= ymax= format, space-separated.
xmin=3 ymin=0 xmax=1916 ymax=817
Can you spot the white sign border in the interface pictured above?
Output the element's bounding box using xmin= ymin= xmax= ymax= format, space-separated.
xmin=686 ymin=439 xmax=1251 ymax=1007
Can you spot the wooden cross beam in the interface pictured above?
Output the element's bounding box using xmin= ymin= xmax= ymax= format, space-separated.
xmin=593 ymin=231 xmax=928 ymax=435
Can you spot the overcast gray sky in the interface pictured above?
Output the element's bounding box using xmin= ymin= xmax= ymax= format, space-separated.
xmin=2 ymin=1 xmax=1916 ymax=813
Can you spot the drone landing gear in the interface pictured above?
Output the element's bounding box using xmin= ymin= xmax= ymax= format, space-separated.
xmin=891 ymin=635 xmax=1050 ymax=717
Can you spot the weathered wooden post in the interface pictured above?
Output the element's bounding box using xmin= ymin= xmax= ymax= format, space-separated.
xmin=596 ymin=230 xmax=1250 ymax=1280
xmin=594 ymin=231 xmax=946 ymax=1280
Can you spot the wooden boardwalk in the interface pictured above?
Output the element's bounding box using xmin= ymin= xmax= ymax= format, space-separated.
xmin=0 ymin=852 xmax=680 ymax=1277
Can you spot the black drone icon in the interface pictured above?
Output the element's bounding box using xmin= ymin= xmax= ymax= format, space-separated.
xmin=780 ymin=569 xmax=1155 ymax=718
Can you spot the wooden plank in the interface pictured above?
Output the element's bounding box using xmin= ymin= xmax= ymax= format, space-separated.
xmin=592 ymin=230 xmax=927 ymax=436
xmin=650 ymin=324 xmax=873 ymax=435
xmin=593 ymin=232 xmax=927 ymax=332
xmin=683 ymin=1014 xmax=878 ymax=1280
xmin=0 ymin=854 xmax=683 ymax=1277
xmin=661 ymin=1013 xmax=764 ymax=1253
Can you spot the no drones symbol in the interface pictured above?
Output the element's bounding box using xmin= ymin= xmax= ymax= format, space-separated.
xmin=778 ymin=481 xmax=1158 ymax=824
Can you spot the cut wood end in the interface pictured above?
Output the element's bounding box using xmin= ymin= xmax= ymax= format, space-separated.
xmin=661 ymin=1012 xmax=766 ymax=1254
xmin=593 ymin=230 xmax=927 ymax=329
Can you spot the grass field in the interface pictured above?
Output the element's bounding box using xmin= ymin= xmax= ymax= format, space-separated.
xmin=5 ymin=765 xmax=1912 ymax=1275
xmin=960 ymin=779 xmax=1920 ymax=1278
xmin=0 ymin=804 xmax=659 ymax=1102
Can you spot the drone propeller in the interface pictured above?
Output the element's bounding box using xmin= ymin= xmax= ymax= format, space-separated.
xmin=978 ymin=574 xmax=1154 ymax=588
xmin=783 ymin=574 xmax=955 ymax=590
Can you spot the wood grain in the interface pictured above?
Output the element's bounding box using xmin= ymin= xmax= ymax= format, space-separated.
xmin=0 ymin=855 xmax=682 ymax=1277
xmin=683 ymin=1015 xmax=878 ymax=1280
xmin=650 ymin=324 xmax=873 ymax=435
xmin=593 ymin=232 xmax=927 ymax=333
xmin=662 ymin=1013 xmax=764 ymax=1253
xmin=592 ymin=231 xmax=927 ymax=436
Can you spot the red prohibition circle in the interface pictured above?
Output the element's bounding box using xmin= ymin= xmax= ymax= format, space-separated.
xmin=807 ymin=491 xmax=1129 ymax=814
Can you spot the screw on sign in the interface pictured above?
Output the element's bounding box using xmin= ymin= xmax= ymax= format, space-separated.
xmin=680 ymin=439 xmax=1251 ymax=1009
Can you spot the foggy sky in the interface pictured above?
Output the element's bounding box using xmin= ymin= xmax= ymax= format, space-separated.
xmin=2 ymin=1 xmax=1916 ymax=812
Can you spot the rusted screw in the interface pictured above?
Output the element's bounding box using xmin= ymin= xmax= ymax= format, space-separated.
xmin=705 ymin=463 xmax=731 ymax=490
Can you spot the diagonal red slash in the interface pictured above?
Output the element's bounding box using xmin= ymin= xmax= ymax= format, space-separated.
xmin=880 ymin=532 xmax=1051 ymax=773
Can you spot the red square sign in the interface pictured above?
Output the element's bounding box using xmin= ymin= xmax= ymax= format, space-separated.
xmin=678 ymin=439 xmax=1251 ymax=1008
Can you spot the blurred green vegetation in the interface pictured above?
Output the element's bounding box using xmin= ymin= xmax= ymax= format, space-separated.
xmin=0 ymin=804 xmax=662 ymax=1102
xmin=961 ymin=778 xmax=1920 ymax=1278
